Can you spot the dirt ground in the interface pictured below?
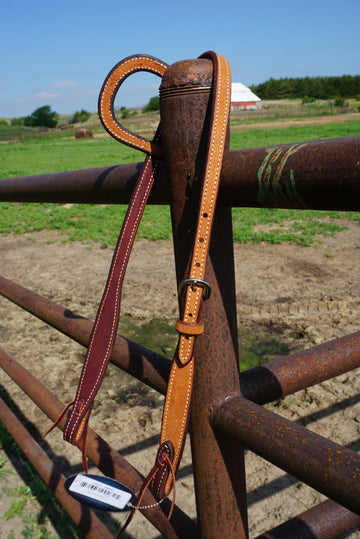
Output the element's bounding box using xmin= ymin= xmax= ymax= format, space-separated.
xmin=0 ymin=225 xmax=359 ymax=538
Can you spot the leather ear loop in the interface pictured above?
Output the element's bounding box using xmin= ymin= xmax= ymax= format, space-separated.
xmin=98 ymin=54 xmax=168 ymax=158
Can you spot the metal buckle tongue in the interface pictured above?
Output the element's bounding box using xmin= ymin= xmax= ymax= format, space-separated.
xmin=178 ymin=278 xmax=211 ymax=300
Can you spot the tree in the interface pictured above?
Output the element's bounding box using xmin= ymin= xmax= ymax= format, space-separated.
xmin=142 ymin=96 xmax=160 ymax=112
xmin=25 ymin=105 xmax=59 ymax=128
xmin=11 ymin=117 xmax=26 ymax=126
xmin=251 ymin=75 xmax=360 ymax=101
xmin=70 ymin=109 xmax=91 ymax=124
xmin=120 ymin=107 xmax=131 ymax=119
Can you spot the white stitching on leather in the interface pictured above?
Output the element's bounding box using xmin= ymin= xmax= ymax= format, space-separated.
xmin=178 ymin=55 xmax=231 ymax=363
xmin=66 ymin=150 xmax=161 ymax=441
xmin=98 ymin=56 xmax=167 ymax=152
xmin=159 ymin=54 xmax=231 ymax=489
xmin=160 ymin=357 xmax=193 ymax=474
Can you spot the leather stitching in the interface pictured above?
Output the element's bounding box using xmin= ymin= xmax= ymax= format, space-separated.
xmin=156 ymin=53 xmax=231 ymax=494
xmin=178 ymin=54 xmax=230 ymax=363
xmin=161 ymin=358 xmax=193 ymax=470
xmin=65 ymin=138 xmax=161 ymax=443
xmin=98 ymin=56 xmax=167 ymax=154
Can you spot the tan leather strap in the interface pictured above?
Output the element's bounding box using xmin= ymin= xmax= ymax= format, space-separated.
xmin=149 ymin=51 xmax=231 ymax=498
xmin=98 ymin=54 xmax=167 ymax=157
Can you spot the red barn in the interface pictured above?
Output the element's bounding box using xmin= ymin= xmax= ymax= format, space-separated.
xmin=231 ymin=82 xmax=261 ymax=110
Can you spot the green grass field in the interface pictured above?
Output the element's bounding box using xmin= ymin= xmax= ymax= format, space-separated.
xmin=1 ymin=115 xmax=360 ymax=246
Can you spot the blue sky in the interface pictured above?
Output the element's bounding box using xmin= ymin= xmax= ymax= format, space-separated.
xmin=1 ymin=0 xmax=359 ymax=118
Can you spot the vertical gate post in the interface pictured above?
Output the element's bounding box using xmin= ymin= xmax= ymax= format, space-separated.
xmin=160 ymin=58 xmax=248 ymax=538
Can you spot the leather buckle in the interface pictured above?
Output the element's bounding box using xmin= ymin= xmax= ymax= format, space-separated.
xmin=178 ymin=278 xmax=211 ymax=300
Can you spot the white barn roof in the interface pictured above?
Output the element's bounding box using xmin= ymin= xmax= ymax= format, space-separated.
xmin=231 ymin=82 xmax=261 ymax=103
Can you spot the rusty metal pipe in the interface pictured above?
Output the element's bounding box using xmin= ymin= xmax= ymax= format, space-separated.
xmin=0 ymin=275 xmax=170 ymax=395
xmin=1 ymin=136 xmax=359 ymax=210
xmin=0 ymin=162 xmax=169 ymax=205
xmin=0 ymin=347 xmax=198 ymax=537
xmin=256 ymin=499 xmax=360 ymax=539
xmin=240 ymin=330 xmax=360 ymax=404
xmin=221 ymin=135 xmax=360 ymax=210
xmin=161 ymin=58 xmax=248 ymax=538
xmin=0 ymin=396 xmax=113 ymax=538
xmin=211 ymin=393 xmax=360 ymax=516
xmin=2 ymin=274 xmax=360 ymax=408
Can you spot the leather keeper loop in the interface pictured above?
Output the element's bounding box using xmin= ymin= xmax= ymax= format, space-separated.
xmin=175 ymin=319 xmax=204 ymax=336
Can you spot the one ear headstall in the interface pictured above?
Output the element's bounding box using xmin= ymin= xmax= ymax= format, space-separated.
xmin=44 ymin=51 xmax=231 ymax=536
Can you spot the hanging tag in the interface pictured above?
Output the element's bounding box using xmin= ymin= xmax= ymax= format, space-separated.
xmin=64 ymin=474 xmax=135 ymax=512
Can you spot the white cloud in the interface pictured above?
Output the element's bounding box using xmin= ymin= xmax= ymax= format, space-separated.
xmin=50 ymin=80 xmax=79 ymax=89
xmin=64 ymin=67 xmax=83 ymax=74
xmin=31 ymin=90 xmax=61 ymax=100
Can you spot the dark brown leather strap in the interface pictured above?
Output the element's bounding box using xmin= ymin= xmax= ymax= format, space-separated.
xmin=63 ymin=55 xmax=167 ymax=449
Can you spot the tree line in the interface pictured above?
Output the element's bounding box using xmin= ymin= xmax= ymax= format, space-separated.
xmin=9 ymin=96 xmax=159 ymax=128
xmin=10 ymin=106 xmax=91 ymax=128
xmin=250 ymin=75 xmax=360 ymax=100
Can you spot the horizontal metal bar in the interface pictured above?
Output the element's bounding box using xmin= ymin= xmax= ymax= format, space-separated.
xmin=2 ymin=275 xmax=360 ymax=407
xmin=0 ymin=346 xmax=198 ymax=538
xmin=0 ymin=275 xmax=170 ymax=396
xmin=0 ymin=396 xmax=113 ymax=538
xmin=1 ymin=136 xmax=359 ymax=210
xmin=255 ymin=499 xmax=360 ymax=539
xmin=0 ymin=162 xmax=169 ymax=205
xmin=220 ymin=135 xmax=360 ymax=210
xmin=211 ymin=394 xmax=360 ymax=516
xmin=240 ymin=330 xmax=360 ymax=404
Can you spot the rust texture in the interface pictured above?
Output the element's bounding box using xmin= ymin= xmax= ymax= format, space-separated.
xmin=220 ymin=135 xmax=360 ymax=209
xmin=1 ymin=136 xmax=360 ymax=210
xmin=211 ymin=394 xmax=360 ymax=516
xmin=0 ymin=346 xmax=197 ymax=538
xmin=2 ymin=273 xmax=360 ymax=408
xmin=160 ymin=58 xmax=248 ymax=538
xmin=240 ymin=330 xmax=360 ymax=404
xmin=0 ymin=162 xmax=169 ymax=205
xmin=0 ymin=274 xmax=170 ymax=395
xmin=256 ymin=499 xmax=360 ymax=539
xmin=0 ymin=396 xmax=113 ymax=538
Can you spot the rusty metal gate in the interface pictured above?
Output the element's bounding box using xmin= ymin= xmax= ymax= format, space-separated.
xmin=0 ymin=57 xmax=360 ymax=538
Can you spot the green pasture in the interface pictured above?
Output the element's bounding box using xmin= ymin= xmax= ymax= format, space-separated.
xmin=1 ymin=117 xmax=360 ymax=247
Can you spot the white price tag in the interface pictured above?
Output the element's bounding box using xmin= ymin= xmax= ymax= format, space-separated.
xmin=68 ymin=474 xmax=133 ymax=510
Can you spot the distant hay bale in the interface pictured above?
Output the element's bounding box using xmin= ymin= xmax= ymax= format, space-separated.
xmin=75 ymin=128 xmax=93 ymax=139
